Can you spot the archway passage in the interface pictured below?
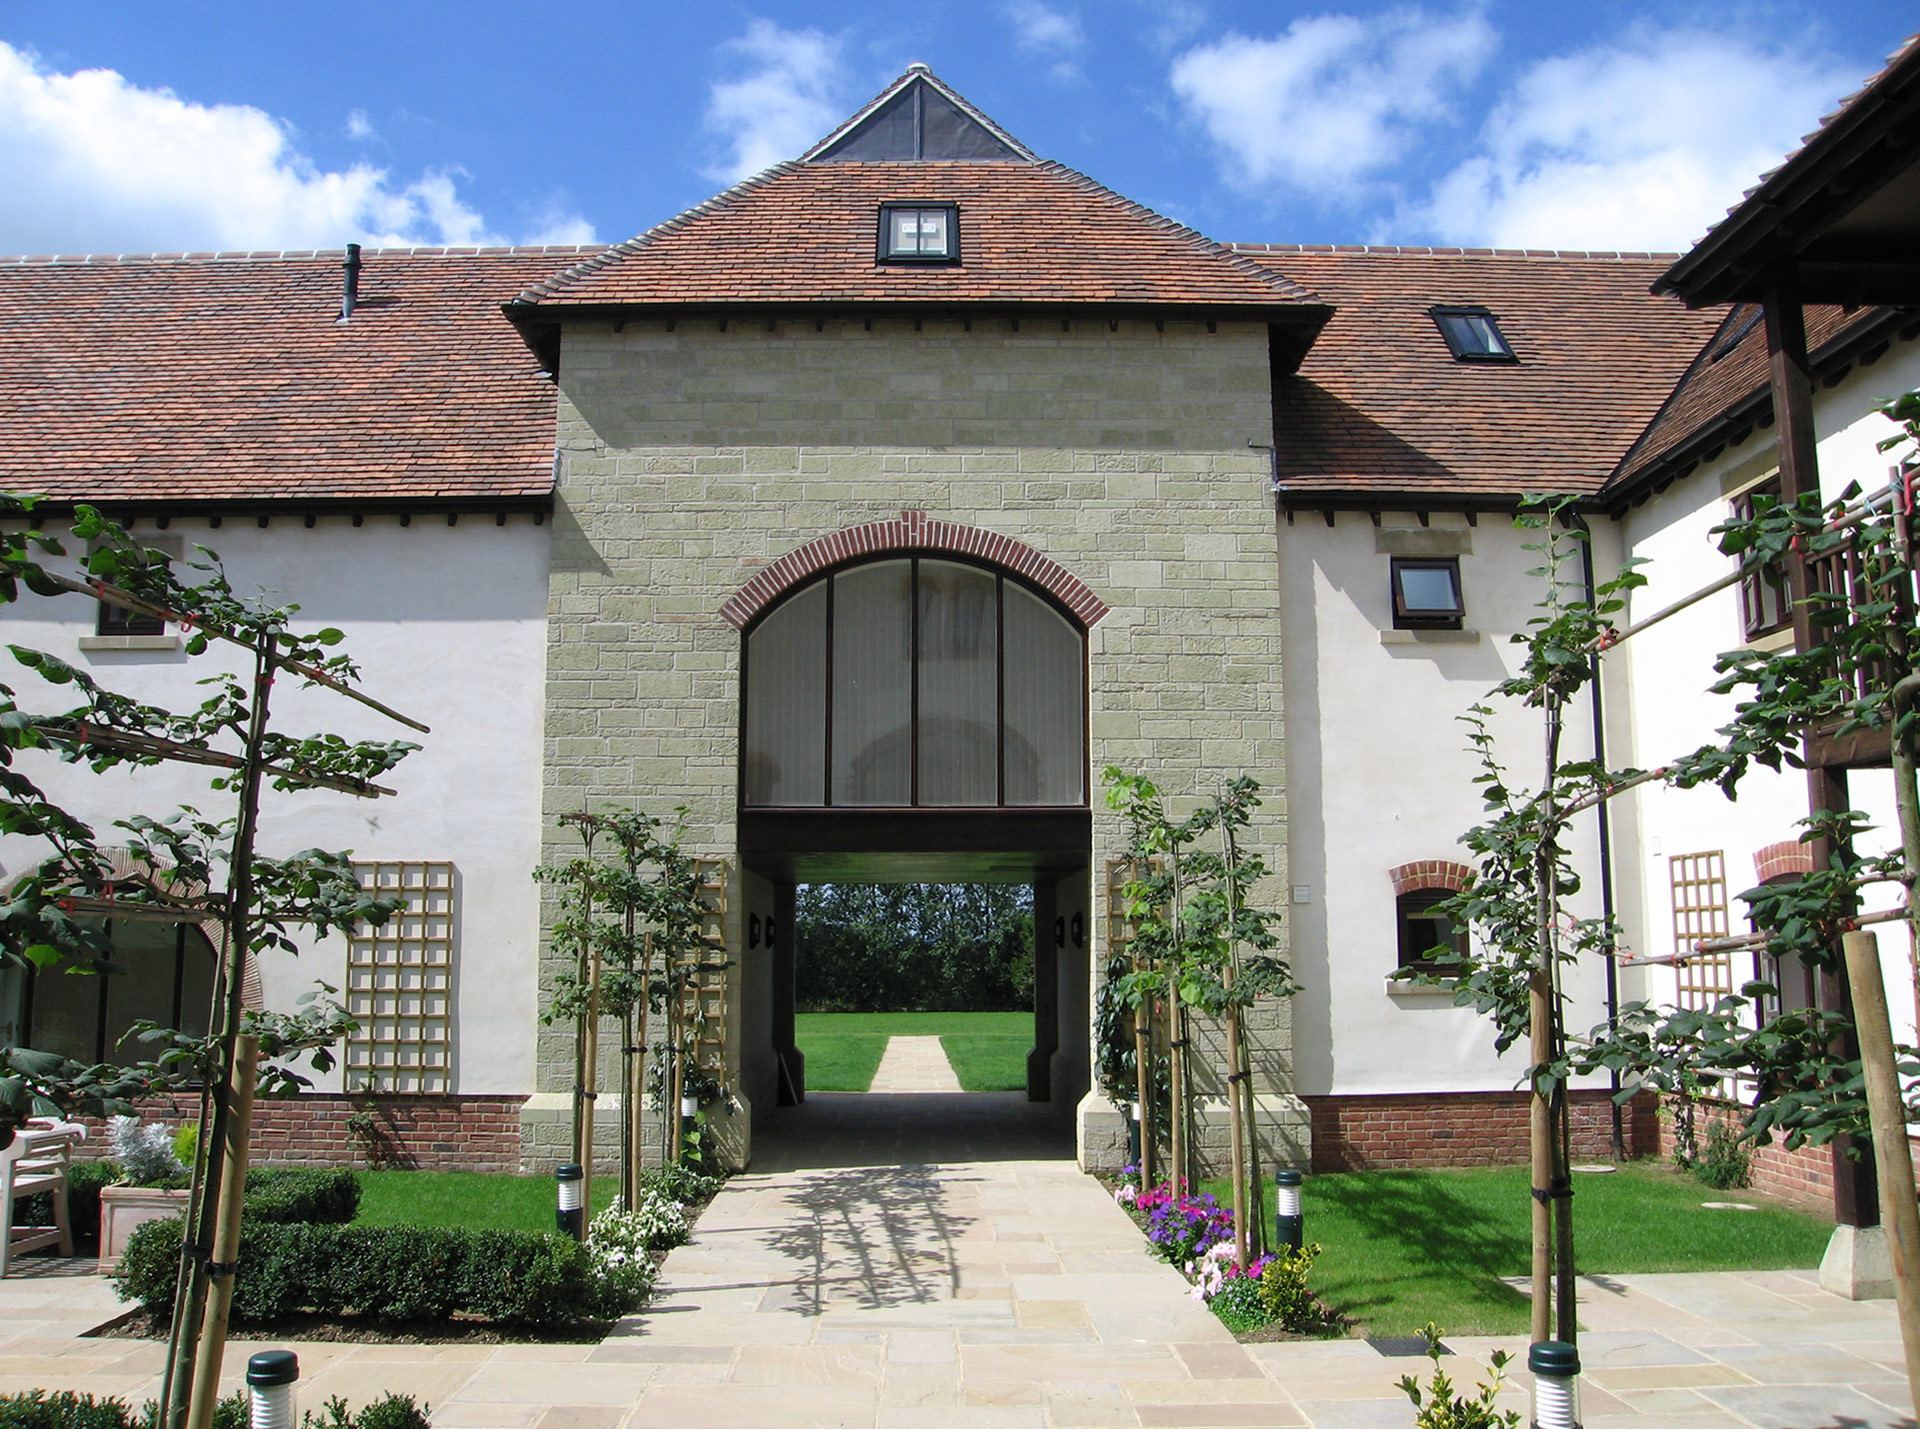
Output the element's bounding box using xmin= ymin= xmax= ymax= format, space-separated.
xmin=734 ymin=545 xmax=1094 ymax=1166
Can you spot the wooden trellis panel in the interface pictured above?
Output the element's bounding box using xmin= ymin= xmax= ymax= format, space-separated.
xmin=671 ymin=858 xmax=730 ymax=1081
xmin=1670 ymin=850 xmax=1732 ymax=1011
xmin=346 ymin=861 xmax=455 ymax=1092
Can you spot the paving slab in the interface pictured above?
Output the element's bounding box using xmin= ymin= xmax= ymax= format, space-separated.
xmin=2 ymin=1094 xmax=1916 ymax=1428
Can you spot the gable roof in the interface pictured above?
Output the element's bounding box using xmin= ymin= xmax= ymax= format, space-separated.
xmin=505 ymin=69 xmax=1324 ymax=355
xmin=1231 ymin=245 xmax=1724 ymax=508
xmin=1602 ymin=302 xmax=1919 ymax=510
xmin=0 ymin=246 xmax=590 ymax=510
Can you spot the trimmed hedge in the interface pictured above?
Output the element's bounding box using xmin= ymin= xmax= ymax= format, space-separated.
xmin=242 ymin=1167 xmax=360 ymax=1225
xmin=115 ymin=1218 xmax=625 ymax=1327
xmin=0 ymin=1391 xmax=426 ymax=1429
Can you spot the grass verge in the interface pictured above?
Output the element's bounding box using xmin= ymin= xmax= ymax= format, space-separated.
xmin=1197 ymin=1162 xmax=1832 ymax=1336
xmin=796 ymin=1011 xmax=1032 ymax=1092
xmin=354 ymin=1170 xmax=555 ymax=1232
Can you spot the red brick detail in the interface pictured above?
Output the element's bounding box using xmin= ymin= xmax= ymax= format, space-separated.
xmin=1304 ymin=1090 xmax=1660 ymax=1172
xmin=70 ymin=1093 xmax=526 ymax=1174
xmin=1388 ymin=861 xmax=1472 ymax=897
xmin=720 ymin=511 xmax=1110 ymax=630
xmin=1754 ymin=840 xmax=1814 ymax=885
xmin=1652 ymin=1098 xmax=1842 ymax=1216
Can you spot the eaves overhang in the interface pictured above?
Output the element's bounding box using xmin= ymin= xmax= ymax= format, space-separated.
xmin=503 ymin=298 xmax=1334 ymax=374
xmin=1655 ymin=35 xmax=1920 ymax=308
xmin=8 ymin=492 xmax=556 ymax=523
xmin=1599 ymin=304 xmax=1920 ymax=517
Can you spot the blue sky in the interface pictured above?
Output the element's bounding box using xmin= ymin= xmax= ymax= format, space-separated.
xmin=0 ymin=2 xmax=1911 ymax=257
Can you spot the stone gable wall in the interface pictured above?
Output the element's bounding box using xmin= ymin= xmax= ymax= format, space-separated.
xmin=531 ymin=316 xmax=1299 ymax=1169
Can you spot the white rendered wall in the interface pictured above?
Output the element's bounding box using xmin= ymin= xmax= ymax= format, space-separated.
xmin=0 ymin=516 xmax=551 ymax=1094
xmin=1611 ymin=334 xmax=1920 ymax=1049
xmin=1278 ymin=511 xmax=1617 ymax=1096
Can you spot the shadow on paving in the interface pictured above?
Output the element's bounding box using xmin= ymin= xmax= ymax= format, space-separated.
xmin=751 ymin=1089 xmax=1074 ymax=1172
xmin=759 ymin=1163 xmax=979 ymax=1314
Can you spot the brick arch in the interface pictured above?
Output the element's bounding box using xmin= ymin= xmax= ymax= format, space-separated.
xmin=720 ymin=510 xmax=1110 ymax=631
xmin=1389 ymin=861 xmax=1472 ymax=897
xmin=1754 ymin=840 xmax=1814 ymax=885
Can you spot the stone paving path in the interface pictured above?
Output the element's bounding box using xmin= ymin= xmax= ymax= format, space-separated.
xmin=0 ymin=1091 xmax=1913 ymax=1428
xmin=868 ymin=1036 xmax=964 ymax=1094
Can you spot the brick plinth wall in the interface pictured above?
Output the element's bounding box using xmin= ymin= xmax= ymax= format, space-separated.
xmin=1305 ymin=1090 xmax=1659 ymax=1172
xmin=1656 ymin=1099 xmax=1839 ymax=1216
xmin=71 ymin=1093 xmax=526 ymax=1174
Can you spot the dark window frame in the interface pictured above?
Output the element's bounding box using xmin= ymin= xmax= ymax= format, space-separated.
xmin=1397 ymin=889 xmax=1465 ymax=973
xmin=877 ymin=203 xmax=961 ymax=265
xmin=1390 ymin=556 xmax=1465 ymax=630
xmin=1429 ymin=305 xmax=1517 ymax=363
xmin=1732 ymin=477 xmax=1792 ymax=641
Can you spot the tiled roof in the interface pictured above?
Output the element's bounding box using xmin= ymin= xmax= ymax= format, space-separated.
xmin=0 ymin=246 xmax=595 ymax=507
xmin=510 ymin=162 xmax=1322 ymax=314
xmin=1603 ymin=302 xmax=1913 ymax=505
xmin=1230 ymin=245 xmax=1725 ymax=502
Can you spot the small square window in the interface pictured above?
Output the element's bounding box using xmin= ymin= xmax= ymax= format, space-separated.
xmin=1430 ymin=306 xmax=1516 ymax=363
xmin=879 ymin=203 xmax=959 ymax=264
xmin=1397 ymin=890 xmax=1464 ymax=971
xmin=1390 ymin=556 xmax=1464 ymax=630
xmin=92 ymin=539 xmax=176 ymax=637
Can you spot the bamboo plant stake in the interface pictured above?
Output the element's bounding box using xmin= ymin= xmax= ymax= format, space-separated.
xmin=1220 ymin=810 xmax=1250 ymax=1270
xmin=1133 ymin=929 xmax=1154 ymax=1194
xmin=1166 ymin=846 xmax=1187 ymax=1196
xmin=185 ymin=1036 xmax=258 ymax=1429
xmin=629 ymin=931 xmax=653 ymax=1193
xmin=580 ymin=930 xmax=603 ymax=1223
xmin=668 ymin=959 xmax=687 ymax=1166
xmin=1843 ymin=929 xmax=1920 ymax=1405
xmin=166 ymin=635 xmax=277 ymax=1429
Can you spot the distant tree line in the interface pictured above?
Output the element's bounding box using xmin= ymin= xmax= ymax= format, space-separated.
xmin=795 ymin=883 xmax=1035 ymax=1012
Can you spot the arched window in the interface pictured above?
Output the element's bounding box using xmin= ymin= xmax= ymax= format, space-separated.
xmin=743 ymin=557 xmax=1086 ymax=809
xmin=9 ymin=919 xmax=219 ymax=1062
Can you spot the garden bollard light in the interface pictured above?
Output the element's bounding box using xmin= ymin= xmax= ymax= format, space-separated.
xmin=1127 ymin=1102 xmax=1141 ymax=1166
xmin=556 ymin=1162 xmax=585 ymax=1240
xmin=246 ymin=1350 xmax=298 ymax=1429
xmin=1528 ymin=1340 xmax=1580 ymax=1429
xmin=1275 ymin=1169 xmax=1303 ymax=1254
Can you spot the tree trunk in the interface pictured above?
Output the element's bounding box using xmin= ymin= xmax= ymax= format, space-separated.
xmin=1225 ymin=1001 xmax=1248 ymax=1270
xmin=185 ymin=1037 xmax=258 ymax=1429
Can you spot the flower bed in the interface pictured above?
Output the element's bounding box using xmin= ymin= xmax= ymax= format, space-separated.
xmin=1110 ymin=1172 xmax=1341 ymax=1341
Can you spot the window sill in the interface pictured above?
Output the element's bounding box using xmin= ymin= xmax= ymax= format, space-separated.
xmin=1742 ymin=627 xmax=1794 ymax=653
xmin=1380 ymin=628 xmax=1480 ymax=645
xmin=79 ymin=634 xmax=180 ymax=653
xmin=1387 ymin=975 xmax=1460 ymax=998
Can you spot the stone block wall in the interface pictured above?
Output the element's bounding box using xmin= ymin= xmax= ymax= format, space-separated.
xmin=535 ymin=315 xmax=1300 ymax=1168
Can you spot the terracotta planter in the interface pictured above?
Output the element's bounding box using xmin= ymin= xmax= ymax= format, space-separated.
xmin=98 ymin=1184 xmax=189 ymax=1272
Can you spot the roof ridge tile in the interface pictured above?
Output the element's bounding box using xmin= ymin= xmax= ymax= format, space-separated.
xmin=0 ymin=244 xmax=605 ymax=267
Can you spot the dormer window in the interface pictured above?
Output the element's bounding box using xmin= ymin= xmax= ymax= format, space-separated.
xmin=879 ymin=204 xmax=959 ymax=263
xmin=1430 ymin=306 xmax=1516 ymax=363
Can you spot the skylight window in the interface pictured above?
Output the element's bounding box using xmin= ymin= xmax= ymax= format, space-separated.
xmin=879 ymin=203 xmax=959 ymax=263
xmin=1430 ymin=306 xmax=1516 ymax=363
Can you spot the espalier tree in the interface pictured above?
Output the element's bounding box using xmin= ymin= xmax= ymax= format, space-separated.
xmin=0 ymin=498 xmax=421 ymax=1429
xmin=1416 ymin=400 xmax=1920 ymax=1390
xmin=1103 ymin=770 xmax=1293 ymax=1269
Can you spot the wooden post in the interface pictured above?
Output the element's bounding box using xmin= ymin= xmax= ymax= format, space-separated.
xmin=580 ymin=938 xmax=601 ymax=1224
xmin=631 ymin=931 xmax=652 ymax=1190
xmin=1167 ymin=979 xmax=1186 ymax=1196
xmin=1134 ymin=936 xmax=1154 ymax=1193
xmin=1841 ymin=929 xmax=1920 ymax=1403
xmin=185 ymin=1036 xmax=258 ymax=1429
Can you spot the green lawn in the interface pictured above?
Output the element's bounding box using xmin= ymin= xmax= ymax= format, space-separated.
xmin=354 ymin=1170 xmax=556 ymax=1232
xmin=795 ymin=1011 xmax=1032 ymax=1092
xmin=1197 ymin=1162 xmax=1833 ymax=1337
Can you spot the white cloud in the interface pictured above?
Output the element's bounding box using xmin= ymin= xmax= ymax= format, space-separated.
xmin=703 ymin=21 xmax=846 ymax=183
xmin=345 ymin=108 xmax=374 ymax=141
xmin=0 ymin=42 xmax=591 ymax=254
xmin=1410 ymin=31 xmax=1858 ymax=251
xmin=1170 ymin=7 xmax=1495 ymax=193
xmin=1007 ymin=2 xmax=1084 ymax=55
